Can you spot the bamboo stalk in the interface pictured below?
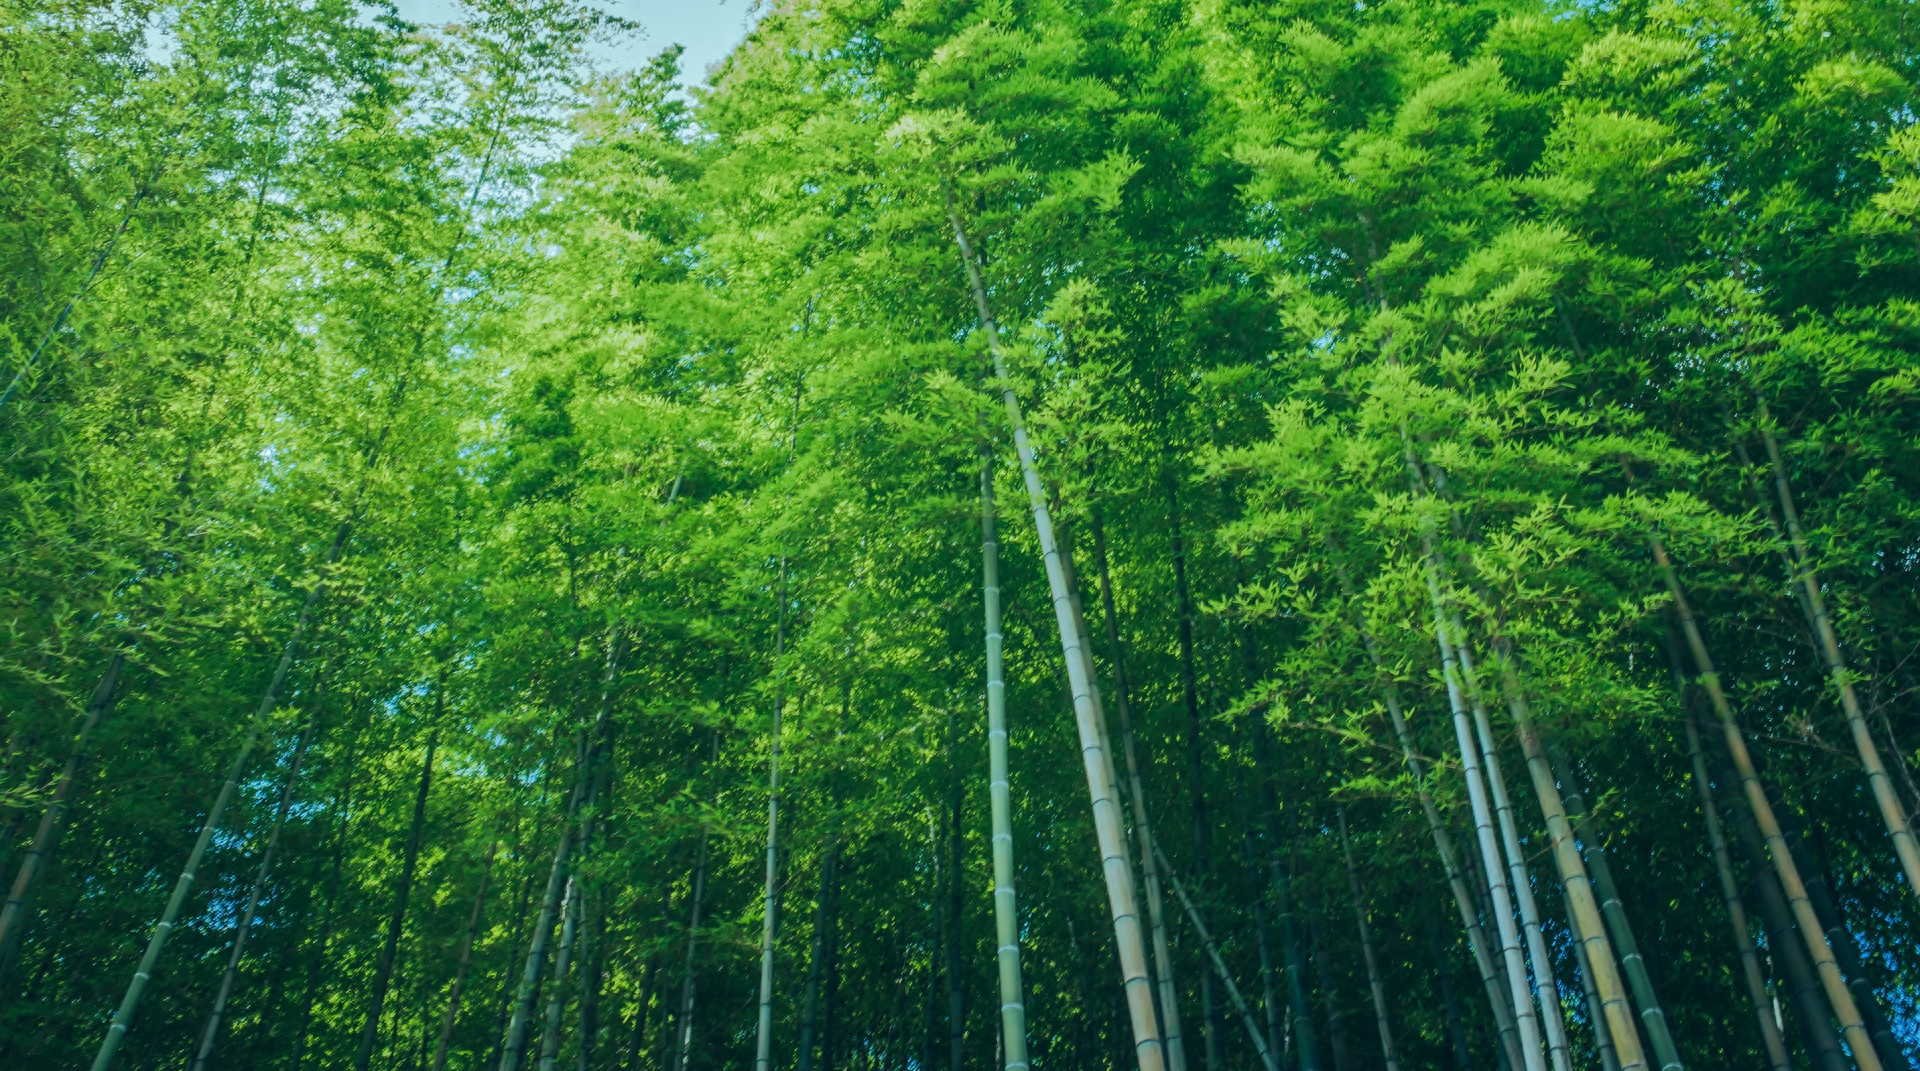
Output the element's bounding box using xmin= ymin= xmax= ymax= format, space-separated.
xmin=1336 ymin=567 xmax=1524 ymax=1071
xmin=539 ymin=875 xmax=583 ymax=1071
xmin=1751 ymin=404 xmax=1920 ymax=902
xmin=431 ymin=842 xmax=500 ymax=1071
xmin=1091 ymin=514 xmax=1188 ymax=1071
xmin=190 ymin=716 xmax=319 ymax=1071
xmin=1549 ymin=745 xmax=1684 ymax=1071
xmin=1648 ymin=533 xmax=1881 ymax=1071
xmin=1451 ymin=626 xmax=1572 ymax=1071
xmin=982 ymin=452 xmax=1031 ymax=1071
xmin=947 ymin=192 xmax=1164 ymax=1071
xmin=1563 ymin=893 xmax=1621 ymax=1071
xmin=1336 ymin=808 xmax=1400 ymax=1071
xmin=1676 ymin=703 xmax=1789 ymax=1071
xmin=1154 ymin=844 xmax=1281 ymax=1071
xmin=753 ymin=556 xmax=791 ymax=1071
xmin=355 ymin=728 xmax=440 ymax=1071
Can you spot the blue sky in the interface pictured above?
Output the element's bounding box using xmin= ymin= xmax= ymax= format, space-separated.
xmin=391 ymin=0 xmax=757 ymax=85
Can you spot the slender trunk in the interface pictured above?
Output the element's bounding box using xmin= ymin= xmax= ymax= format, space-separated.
xmin=432 ymin=843 xmax=499 ymax=1071
xmin=1452 ymin=629 xmax=1572 ymax=1071
xmin=1672 ymin=667 xmax=1790 ymax=1071
xmin=489 ymin=851 xmax=542 ymax=1071
xmin=1778 ymin=814 xmax=1907 ymax=1069
xmin=91 ymin=519 xmax=346 ymax=1071
xmin=1155 ymin=845 xmax=1280 ymax=1071
xmin=356 ymin=731 xmax=440 ymax=1071
xmin=1666 ymin=630 xmax=1790 ymax=1071
xmin=1166 ymin=486 xmax=1221 ymax=1071
xmin=190 ymin=717 xmax=319 ymax=1071
xmin=539 ymin=876 xmax=583 ymax=1071
xmin=1564 ymin=892 xmax=1622 ymax=1071
xmin=624 ymin=952 xmax=658 ymax=1071
xmin=1416 ymin=550 xmax=1546 ymax=1071
xmin=501 ymin=808 xmax=583 ymax=1069
xmin=798 ymin=845 xmax=839 ymax=1071
xmin=1649 ymin=534 xmax=1882 ymax=1071
xmin=1250 ymin=726 xmax=1320 ymax=1071
xmin=754 ymin=557 xmax=791 ymax=1071
xmin=948 ymin=190 xmax=1163 ymax=1071
xmin=1718 ymin=767 xmax=1848 ymax=1071
xmin=1334 ymin=561 xmax=1523 ymax=1071
xmin=1752 ymin=405 xmax=1920 ymax=901
xmin=982 ymin=453 xmax=1031 ymax=1071
xmin=0 ymin=652 xmax=123 ymax=958
xmin=1336 ymin=809 xmax=1399 ymax=1071
xmin=1241 ymin=815 xmax=1282 ymax=1063
xmin=1549 ymin=746 xmax=1685 ymax=1071
xmin=1090 ymin=514 xmax=1188 ymax=1071
xmin=1423 ymin=912 xmax=1474 ymax=1071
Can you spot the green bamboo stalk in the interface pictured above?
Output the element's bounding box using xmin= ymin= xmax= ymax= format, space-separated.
xmin=1649 ymin=533 xmax=1882 ymax=1071
xmin=946 ymin=189 xmax=1164 ymax=1071
xmin=1154 ymin=844 xmax=1280 ymax=1071
xmin=1751 ymin=402 xmax=1920 ymax=902
xmin=1336 ymin=808 xmax=1400 ymax=1071
xmin=981 ymin=451 xmax=1031 ymax=1071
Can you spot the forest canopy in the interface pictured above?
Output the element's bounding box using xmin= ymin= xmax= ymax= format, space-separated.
xmin=2 ymin=0 xmax=1918 ymax=1070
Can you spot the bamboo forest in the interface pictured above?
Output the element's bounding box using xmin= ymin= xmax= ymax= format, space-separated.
xmin=7 ymin=0 xmax=1920 ymax=1068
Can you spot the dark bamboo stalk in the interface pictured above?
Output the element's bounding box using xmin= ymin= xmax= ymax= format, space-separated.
xmin=354 ymin=730 xmax=440 ymax=1071
xmin=432 ymin=842 xmax=499 ymax=1071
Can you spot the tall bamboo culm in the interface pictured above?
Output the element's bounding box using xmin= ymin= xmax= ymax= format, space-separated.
xmin=981 ymin=451 xmax=1031 ymax=1071
xmin=947 ymin=194 xmax=1165 ymax=1071
xmin=1750 ymin=403 xmax=1920 ymax=902
xmin=1649 ymin=534 xmax=1882 ymax=1071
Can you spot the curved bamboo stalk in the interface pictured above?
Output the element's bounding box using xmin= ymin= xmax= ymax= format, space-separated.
xmin=1649 ymin=534 xmax=1881 ymax=1071
xmin=981 ymin=452 xmax=1031 ymax=1071
xmin=946 ymin=191 xmax=1164 ymax=1071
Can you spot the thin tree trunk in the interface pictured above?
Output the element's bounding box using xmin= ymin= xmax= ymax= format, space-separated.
xmin=0 ymin=652 xmax=123 ymax=958
xmin=1650 ymin=534 xmax=1882 ymax=1071
xmin=1563 ymin=892 xmax=1622 ymax=1071
xmin=539 ymin=876 xmax=583 ymax=1071
xmin=1718 ymin=766 xmax=1848 ymax=1071
xmin=1415 ymin=550 xmax=1546 ymax=1071
xmin=1241 ymin=812 xmax=1282 ymax=1063
xmin=91 ymin=519 xmax=347 ymax=1071
xmin=1423 ymin=912 xmax=1474 ymax=1071
xmin=1334 ymin=562 xmax=1524 ymax=1071
xmin=190 ymin=716 xmax=319 ymax=1071
xmin=1549 ymin=746 xmax=1685 ymax=1071
xmin=489 ymin=850 xmax=542 ymax=1071
xmin=293 ymin=731 xmax=362 ymax=1071
xmin=1090 ymin=513 xmax=1188 ymax=1071
xmin=1336 ymin=809 xmax=1399 ymax=1071
xmin=982 ymin=453 xmax=1031 ymax=1071
xmin=1166 ymin=484 xmax=1221 ymax=1071
xmin=355 ymin=730 xmax=440 ymax=1071
xmin=1676 ymin=699 xmax=1789 ymax=1071
xmin=1155 ymin=845 xmax=1280 ymax=1071
xmin=798 ymin=844 xmax=839 ymax=1071
xmin=947 ymin=189 xmax=1164 ymax=1071
xmin=431 ymin=842 xmax=499 ymax=1071
xmin=1452 ymin=630 xmax=1572 ymax=1071
xmin=1751 ymin=404 xmax=1920 ymax=901
xmin=1778 ymin=812 xmax=1907 ymax=1069
xmin=754 ymin=555 xmax=792 ymax=1071
xmin=624 ymin=952 xmax=658 ymax=1071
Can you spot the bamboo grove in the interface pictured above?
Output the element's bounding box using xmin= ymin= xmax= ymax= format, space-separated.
xmin=2 ymin=0 xmax=1918 ymax=1068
